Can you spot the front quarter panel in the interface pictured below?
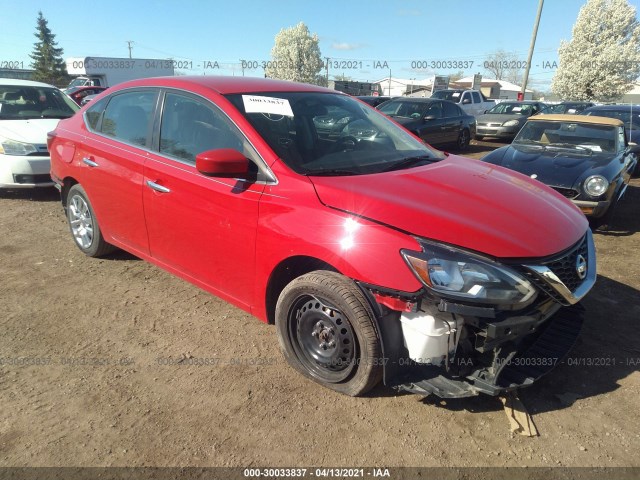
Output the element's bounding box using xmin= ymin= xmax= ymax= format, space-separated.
xmin=252 ymin=168 xmax=423 ymax=321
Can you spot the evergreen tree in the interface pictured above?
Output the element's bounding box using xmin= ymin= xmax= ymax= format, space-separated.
xmin=551 ymin=0 xmax=640 ymax=101
xmin=29 ymin=11 xmax=69 ymax=86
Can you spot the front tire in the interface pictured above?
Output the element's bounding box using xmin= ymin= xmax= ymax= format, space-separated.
xmin=456 ymin=128 xmax=470 ymax=151
xmin=275 ymin=271 xmax=383 ymax=396
xmin=66 ymin=184 xmax=115 ymax=257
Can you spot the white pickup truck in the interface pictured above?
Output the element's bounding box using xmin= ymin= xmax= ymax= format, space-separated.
xmin=430 ymin=89 xmax=495 ymax=117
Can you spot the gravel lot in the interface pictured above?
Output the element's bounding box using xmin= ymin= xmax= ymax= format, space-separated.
xmin=0 ymin=140 xmax=639 ymax=472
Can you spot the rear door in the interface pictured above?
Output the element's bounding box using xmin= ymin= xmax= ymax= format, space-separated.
xmin=441 ymin=102 xmax=464 ymax=143
xmin=76 ymin=89 xmax=158 ymax=255
xmin=142 ymin=90 xmax=268 ymax=308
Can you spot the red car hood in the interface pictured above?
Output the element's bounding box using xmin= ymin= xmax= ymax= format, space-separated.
xmin=309 ymin=155 xmax=587 ymax=259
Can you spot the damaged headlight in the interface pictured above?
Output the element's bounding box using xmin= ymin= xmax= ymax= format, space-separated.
xmin=402 ymin=240 xmax=537 ymax=309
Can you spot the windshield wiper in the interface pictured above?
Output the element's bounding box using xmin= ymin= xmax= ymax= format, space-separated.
xmin=380 ymin=155 xmax=437 ymax=172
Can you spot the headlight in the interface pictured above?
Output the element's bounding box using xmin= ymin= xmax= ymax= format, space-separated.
xmin=0 ymin=138 xmax=38 ymax=156
xmin=503 ymin=119 xmax=520 ymax=127
xmin=402 ymin=241 xmax=537 ymax=308
xmin=583 ymin=175 xmax=609 ymax=197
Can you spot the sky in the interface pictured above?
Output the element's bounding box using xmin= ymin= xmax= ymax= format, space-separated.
xmin=2 ymin=0 xmax=640 ymax=91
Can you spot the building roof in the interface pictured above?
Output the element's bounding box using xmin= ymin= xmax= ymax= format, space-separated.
xmin=456 ymin=76 xmax=533 ymax=93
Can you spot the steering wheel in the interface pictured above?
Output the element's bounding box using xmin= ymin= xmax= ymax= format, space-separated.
xmin=331 ymin=135 xmax=359 ymax=153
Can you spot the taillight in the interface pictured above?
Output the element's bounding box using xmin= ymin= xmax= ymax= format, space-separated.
xmin=46 ymin=130 xmax=57 ymax=151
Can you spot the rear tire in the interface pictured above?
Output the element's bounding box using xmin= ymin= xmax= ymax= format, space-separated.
xmin=66 ymin=184 xmax=115 ymax=257
xmin=275 ymin=271 xmax=383 ymax=396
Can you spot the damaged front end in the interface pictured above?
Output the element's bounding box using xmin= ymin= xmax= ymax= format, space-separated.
xmin=362 ymin=230 xmax=596 ymax=398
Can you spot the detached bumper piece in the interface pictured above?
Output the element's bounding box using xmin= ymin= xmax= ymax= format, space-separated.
xmin=392 ymin=304 xmax=584 ymax=398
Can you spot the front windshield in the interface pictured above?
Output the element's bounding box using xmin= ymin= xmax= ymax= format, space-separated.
xmin=430 ymin=90 xmax=459 ymax=101
xmin=514 ymin=120 xmax=618 ymax=153
xmin=226 ymin=92 xmax=444 ymax=176
xmin=0 ymin=85 xmax=79 ymax=119
xmin=487 ymin=102 xmax=533 ymax=115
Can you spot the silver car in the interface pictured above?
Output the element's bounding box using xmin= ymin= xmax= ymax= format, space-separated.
xmin=475 ymin=101 xmax=547 ymax=141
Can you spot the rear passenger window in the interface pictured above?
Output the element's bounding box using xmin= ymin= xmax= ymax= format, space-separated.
xmin=159 ymin=92 xmax=244 ymax=164
xmin=472 ymin=92 xmax=481 ymax=103
xmin=100 ymin=91 xmax=157 ymax=147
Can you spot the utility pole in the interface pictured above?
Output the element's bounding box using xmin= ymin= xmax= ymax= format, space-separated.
xmin=325 ymin=57 xmax=330 ymax=85
xmin=126 ymin=41 xmax=134 ymax=59
xmin=520 ymin=0 xmax=543 ymax=99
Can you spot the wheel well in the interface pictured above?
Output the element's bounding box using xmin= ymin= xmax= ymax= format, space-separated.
xmin=265 ymin=256 xmax=337 ymax=324
xmin=61 ymin=177 xmax=79 ymax=208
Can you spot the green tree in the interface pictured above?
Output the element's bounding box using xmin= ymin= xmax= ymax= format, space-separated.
xmin=29 ymin=11 xmax=69 ymax=86
xmin=266 ymin=22 xmax=324 ymax=85
xmin=552 ymin=0 xmax=640 ymax=101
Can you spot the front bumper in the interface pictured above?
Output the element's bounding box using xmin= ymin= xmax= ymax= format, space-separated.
xmin=364 ymin=231 xmax=595 ymax=398
xmin=391 ymin=304 xmax=584 ymax=398
xmin=0 ymin=153 xmax=54 ymax=188
xmin=476 ymin=125 xmax=520 ymax=139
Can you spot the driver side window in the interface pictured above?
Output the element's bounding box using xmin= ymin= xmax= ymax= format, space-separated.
xmin=424 ymin=102 xmax=443 ymax=118
xmin=159 ymin=92 xmax=244 ymax=165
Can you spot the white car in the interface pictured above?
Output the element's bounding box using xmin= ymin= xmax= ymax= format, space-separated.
xmin=0 ymin=79 xmax=79 ymax=188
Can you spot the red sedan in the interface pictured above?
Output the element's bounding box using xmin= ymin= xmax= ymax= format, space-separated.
xmin=49 ymin=76 xmax=595 ymax=398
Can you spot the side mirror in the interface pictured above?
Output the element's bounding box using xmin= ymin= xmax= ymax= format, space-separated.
xmin=462 ymin=98 xmax=471 ymax=105
xmin=196 ymin=149 xmax=249 ymax=177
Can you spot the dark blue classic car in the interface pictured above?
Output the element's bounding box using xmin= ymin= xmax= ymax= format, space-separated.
xmin=481 ymin=114 xmax=637 ymax=228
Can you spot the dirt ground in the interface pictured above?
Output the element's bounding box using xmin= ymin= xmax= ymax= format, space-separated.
xmin=0 ymin=140 xmax=639 ymax=472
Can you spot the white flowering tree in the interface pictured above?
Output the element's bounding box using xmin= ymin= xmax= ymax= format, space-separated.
xmin=552 ymin=0 xmax=640 ymax=102
xmin=266 ymin=22 xmax=325 ymax=86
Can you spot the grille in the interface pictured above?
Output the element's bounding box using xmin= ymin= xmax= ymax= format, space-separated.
xmin=551 ymin=187 xmax=580 ymax=199
xmin=545 ymin=237 xmax=589 ymax=292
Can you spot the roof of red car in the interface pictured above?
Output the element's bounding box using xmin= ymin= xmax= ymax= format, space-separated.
xmin=115 ymin=75 xmax=335 ymax=95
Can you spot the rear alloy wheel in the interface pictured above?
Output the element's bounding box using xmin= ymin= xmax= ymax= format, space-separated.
xmin=275 ymin=271 xmax=382 ymax=396
xmin=66 ymin=184 xmax=115 ymax=257
xmin=457 ymin=128 xmax=470 ymax=150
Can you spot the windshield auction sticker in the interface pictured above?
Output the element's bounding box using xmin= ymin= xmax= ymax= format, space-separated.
xmin=242 ymin=95 xmax=294 ymax=116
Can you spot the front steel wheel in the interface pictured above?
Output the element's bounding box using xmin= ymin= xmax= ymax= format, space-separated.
xmin=275 ymin=271 xmax=383 ymax=396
